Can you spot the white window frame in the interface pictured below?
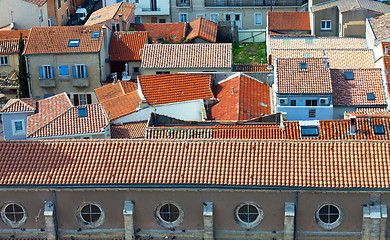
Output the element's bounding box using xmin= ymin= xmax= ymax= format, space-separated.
xmin=179 ymin=13 xmax=188 ymax=22
xmin=254 ymin=12 xmax=262 ymax=25
xmin=210 ymin=13 xmax=219 ymax=23
xmin=224 ymin=13 xmax=231 ymax=21
xmin=41 ymin=65 xmax=53 ymax=79
xmin=0 ymin=56 xmax=9 ymax=66
xmin=11 ymin=120 xmax=25 ymax=135
xmin=75 ymin=64 xmax=87 ymax=78
xmin=79 ymin=94 xmax=88 ymax=105
xmin=321 ymin=20 xmax=332 ymax=30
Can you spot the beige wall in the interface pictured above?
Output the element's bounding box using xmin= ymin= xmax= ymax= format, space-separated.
xmin=313 ymin=7 xmax=339 ymax=37
xmin=142 ymin=68 xmax=231 ymax=75
xmin=0 ymin=53 xmax=18 ymax=74
xmin=342 ymin=9 xmax=381 ymax=37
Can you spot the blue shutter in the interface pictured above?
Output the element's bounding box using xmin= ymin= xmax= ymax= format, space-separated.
xmin=59 ymin=65 xmax=69 ymax=76
xmin=50 ymin=66 xmax=54 ymax=79
xmin=84 ymin=65 xmax=88 ymax=78
xmin=39 ymin=66 xmax=43 ymax=79
xmin=73 ymin=66 xmax=76 ymax=78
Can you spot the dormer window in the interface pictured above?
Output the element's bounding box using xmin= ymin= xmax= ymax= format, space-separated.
xmin=300 ymin=63 xmax=307 ymax=69
xmin=78 ymin=107 xmax=87 ymax=117
xmin=344 ymin=71 xmax=354 ymax=80
xmin=92 ymin=31 xmax=100 ymax=39
xmin=367 ymin=92 xmax=376 ymax=101
xmin=301 ymin=126 xmax=319 ymax=137
xmin=68 ymin=39 xmax=80 ymax=47
xmin=374 ymin=125 xmax=385 ymax=135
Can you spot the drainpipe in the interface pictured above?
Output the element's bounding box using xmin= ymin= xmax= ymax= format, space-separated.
xmin=52 ymin=190 xmax=59 ymax=240
xmin=294 ymin=192 xmax=298 ymax=240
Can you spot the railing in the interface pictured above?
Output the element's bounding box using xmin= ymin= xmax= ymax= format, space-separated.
xmin=142 ymin=8 xmax=161 ymax=11
xmin=176 ymin=0 xmax=191 ymax=7
xmin=204 ymin=0 xmax=307 ymax=7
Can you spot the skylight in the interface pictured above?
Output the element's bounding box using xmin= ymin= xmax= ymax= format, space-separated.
xmin=68 ymin=39 xmax=80 ymax=47
xmin=374 ymin=125 xmax=385 ymax=135
xmin=344 ymin=71 xmax=354 ymax=80
xmin=301 ymin=126 xmax=319 ymax=137
xmin=300 ymin=63 xmax=307 ymax=69
xmin=91 ymin=15 xmax=101 ymax=20
xmin=367 ymin=92 xmax=376 ymax=101
xmin=92 ymin=31 xmax=100 ymax=39
xmin=78 ymin=108 xmax=87 ymax=117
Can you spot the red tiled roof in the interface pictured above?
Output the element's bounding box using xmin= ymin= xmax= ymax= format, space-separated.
xmin=3 ymin=139 xmax=390 ymax=189
xmin=23 ymin=0 xmax=47 ymax=6
xmin=268 ymin=11 xmax=310 ymax=31
xmin=209 ymin=74 xmax=271 ymax=121
xmin=85 ymin=2 xmax=135 ymax=26
xmin=28 ymin=104 xmax=109 ymax=139
xmin=276 ymin=58 xmax=333 ymax=94
xmin=141 ymin=43 xmax=232 ymax=69
xmin=24 ymin=25 xmax=104 ymax=55
xmin=233 ymin=64 xmax=270 ymax=72
xmin=186 ymin=17 xmax=218 ymax=43
xmin=101 ymin=90 xmax=139 ymax=121
xmin=331 ymin=69 xmax=386 ymax=106
xmin=111 ymin=121 xmax=147 ymax=138
xmin=138 ymin=74 xmax=216 ymax=105
xmin=130 ymin=23 xmax=186 ymax=43
xmin=0 ymin=30 xmax=29 ymax=54
xmin=109 ymin=31 xmax=148 ymax=61
xmin=1 ymin=98 xmax=36 ymax=113
xmin=0 ymin=29 xmax=29 ymax=40
xmin=95 ymin=81 xmax=137 ymax=103
xmin=348 ymin=107 xmax=390 ymax=117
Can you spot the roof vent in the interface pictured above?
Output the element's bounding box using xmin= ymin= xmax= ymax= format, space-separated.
xmin=367 ymin=92 xmax=376 ymax=101
xmin=78 ymin=107 xmax=87 ymax=117
xmin=344 ymin=71 xmax=354 ymax=80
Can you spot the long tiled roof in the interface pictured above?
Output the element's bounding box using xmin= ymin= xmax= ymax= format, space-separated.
xmin=1 ymin=99 xmax=36 ymax=113
xmin=24 ymin=25 xmax=104 ymax=55
xmin=95 ymin=81 xmax=137 ymax=103
xmin=331 ymin=69 xmax=386 ymax=106
xmin=186 ymin=17 xmax=218 ymax=43
xmin=28 ymin=104 xmax=109 ymax=139
xmin=312 ymin=0 xmax=390 ymax=13
xmin=141 ymin=43 xmax=232 ymax=69
xmin=85 ymin=2 xmax=135 ymax=26
xmin=138 ymin=74 xmax=216 ymax=105
xmin=276 ymin=58 xmax=333 ymax=94
xmin=109 ymin=31 xmax=147 ymax=61
xmin=111 ymin=121 xmax=147 ymax=138
xmin=23 ymin=0 xmax=47 ymax=6
xmin=209 ymin=74 xmax=271 ymax=121
xmin=268 ymin=11 xmax=310 ymax=31
xmin=2 ymin=139 xmax=390 ymax=189
xmin=269 ymin=37 xmax=367 ymax=50
xmin=130 ymin=23 xmax=186 ymax=43
xmin=0 ymin=29 xmax=29 ymax=40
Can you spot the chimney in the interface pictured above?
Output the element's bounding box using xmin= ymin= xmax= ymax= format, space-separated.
xmin=118 ymin=13 xmax=124 ymax=31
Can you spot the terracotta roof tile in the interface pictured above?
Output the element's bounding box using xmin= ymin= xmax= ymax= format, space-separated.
xmin=24 ymin=25 xmax=104 ymax=55
xmin=85 ymin=2 xmax=135 ymax=26
xmin=100 ymin=90 xmax=139 ymax=121
xmin=0 ymin=29 xmax=29 ymax=40
xmin=28 ymin=104 xmax=109 ymax=139
xmin=276 ymin=58 xmax=333 ymax=94
xmin=269 ymin=37 xmax=367 ymax=50
xmin=130 ymin=23 xmax=186 ymax=43
xmin=233 ymin=64 xmax=270 ymax=72
xmin=111 ymin=121 xmax=147 ymax=138
xmin=1 ymin=98 xmax=36 ymax=113
xmin=141 ymin=43 xmax=232 ymax=69
xmin=186 ymin=17 xmax=218 ymax=43
xmin=138 ymin=73 xmax=216 ymax=105
xmin=95 ymin=81 xmax=137 ymax=103
xmin=346 ymin=107 xmax=390 ymax=117
xmin=2 ymin=139 xmax=390 ymax=189
xmin=23 ymin=0 xmax=47 ymax=6
xmin=331 ymin=69 xmax=386 ymax=106
xmin=209 ymin=74 xmax=271 ymax=121
xmin=109 ymin=31 xmax=147 ymax=61
xmin=268 ymin=11 xmax=310 ymax=31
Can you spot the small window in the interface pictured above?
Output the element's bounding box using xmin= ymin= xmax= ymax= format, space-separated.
xmin=39 ymin=65 xmax=54 ymax=79
xmin=156 ymin=202 xmax=184 ymax=228
xmin=156 ymin=71 xmax=170 ymax=74
xmin=235 ymin=14 xmax=240 ymax=21
xmin=14 ymin=121 xmax=23 ymax=132
xmin=374 ymin=124 xmax=385 ymax=135
xmin=300 ymin=63 xmax=307 ymax=69
xmin=316 ymin=203 xmax=343 ymax=229
xmin=344 ymin=71 xmax=354 ymax=80
xmin=309 ymin=109 xmax=316 ymax=118
xmin=79 ymin=94 xmax=88 ymax=105
xmin=59 ymin=65 xmax=69 ymax=76
xmin=301 ymin=126 xmax=319 ymax=137
xmin=12 ymin=120 xmax=25 ymax=135
xmin=234 ymin=202 xmax=263 ymax=229
xmin=321 ymin=20 xmax=331 ymax=30
xmin=290 ymin=100 xmax=296 ymax=106
xmin=77 ymin=203 xmax=104 ymax=227
xmin=68 ymin=39 xmax=80 ymax=47
xmin=305 ymin=100 xmax=317 ymax=106
xmin=92 ymin=31 xmax=100 ymax=39
xmin=133 ymin=67 xmax=140 ymax=74
xmin=78 ymin=107 xmax=87 ymax=117
xmin=367 ymin=93 xmax=376 ymax=101
xmin=73 ymin=64 xmax=88 ymax=78
xmin=254 ymin=13 xmax=262 ymax=25
xmin=135 ymin=16 xmax=141 ymax=23
xmin=57 ymin=0 xmax=61 ymax=9
xmin=179 ymin=13 xmax=188 ymax=22
xmin=1 ymin=203 xmax=27 ymax=228
xmin=159 ymin=19 xmax=166 ymax=23
xmin=225 ymin=14 xmax=231 ymax=21
xmin=0 ymin=56 xmax=9 ymax=66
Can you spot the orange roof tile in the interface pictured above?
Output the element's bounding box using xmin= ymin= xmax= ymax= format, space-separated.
xmin=85 ymin=2 xmax=135 ymax=26
xmin=3 ymin=139 xmax=390 ymax=189
xmin=0 ymin=29 xmax=29 ymax=40
xmin=95 ymin=81 xmax=137 ymax=103
xmin=109 ymin=31 xmax=147 ymax=61
xmin=186 ymin=17 xmax=218 ymax=43
xmin=100 ymin=90 xmax=139 ymax=121
xmin=209 ymin=74 xmax=271 ymax=121
xmin=331 ymin=69 xmax=386 ymax=106
xmin=24 ymin=25 xmax=104 ymax=55
xmin=1 ymin=98 xmax=36 ymax=113
xmin=111 ymin=121 xmax=147 ymax=138
xmin=268 ymin=11 xmax=310 ymax=31
xmin=130 ymin=23 xmax=186 ymax=43
xmin=138 ymin=74 xmax=216 ymax=105
xmin=269 ymin=37 xmax=367 ymax=50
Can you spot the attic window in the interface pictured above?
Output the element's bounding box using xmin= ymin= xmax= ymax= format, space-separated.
xmin=344 ymin=71 xmax=354 ymax=80
xmin=68 ymin=39 xmax=80 ymax=47
xmin=91 ymin=15 xmax=101 ymax=20
xmin=301 ymin=126 xmax=319 ymax=137
xmin=300 ymin=63 xmax=307 ymax=69
xmin=78 ymin=107 xmax=87 ymax=117
xmin=92 ymin=31 xmax=100 ymax=39
xmin=367 ymin=92 xmax=376 ymax=101
xmin=374 ymin=124 xmax=385 ymax=135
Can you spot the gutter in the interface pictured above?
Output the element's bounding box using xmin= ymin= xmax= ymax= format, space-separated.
xmin=27 ymin=131 xmax=105 ymax=140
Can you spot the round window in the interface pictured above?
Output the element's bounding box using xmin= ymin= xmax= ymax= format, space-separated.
xmin=315 ymin=203 xmax=343 ymax=229
xmin=1 ymin=203 xmax=27 ymax=228
xmin=77 ymin=203 xmax=104 ymax=227
xmin=155 ymin=202 xmax=183 ymax=228
xmin=234 ymin=202 xmax=263 ymax=229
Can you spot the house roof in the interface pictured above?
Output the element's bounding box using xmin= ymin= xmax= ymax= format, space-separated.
xmin=186 ymin=17 xmax=218 ymax=43
xmin=23 ymin=0 xmax=47 ymax=6
xmin=138 ymin=73 xmax=216 ymax=105
xmin=85 ymin=2 xmax=135 ymax=26
xmin=130 ymin=23 xmax=187 ymax=43
xmin=271 ymin=49 xmax=375 ymax=69
xmin=111 ymin=121 xmax=147 ymax=138
xmin=331 ymin=68 xmax=386 ymax=106
xmin=24 ymin=25 xmax=104 ymax=55
xmin=141 ymin=43 xmax=232 ymax=69
xmin=312 ymin=0 xmax=390 ymax=13
xmin=28 ymin=104 xmax=109 ymax=139
xmin=0 ymin=29 xmax=29 ymax=54
xmin=209 ymin=74 xmax=271 ymax=121
xmin=368 ymin=13 xmax=390 ymax=41
xmin=2 ymin=139 xmax=390 ymax=189
xmin=0 ymin=29 xmax=29 ymax=40
xmin=109 ymin=31 xmax=148 ymax=61
xmin=269 ymin=37 xmax=367 ymax=50
xmin=95 ymin=81 xmax=137 ymax=103
xmin=1 ymin=99 xmax=36 ymax=113
xmin=276 ymin=58 xmax=333 ymax=94
xmin=268 ymin=11 xmax=310 ymax=31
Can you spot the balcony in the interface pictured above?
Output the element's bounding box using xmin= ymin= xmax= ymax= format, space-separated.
xmin=40 ymin=79 xmax=55 ymax=88
xmin=204 ymin=0 xmax=307 ymax=7
xmin=72 ymin=78 xmax=88 ymax=87
xmin=134 ymin=0 xmax=170 ymax=16
xmin=176 ymin=0 xmax=191 ymax=7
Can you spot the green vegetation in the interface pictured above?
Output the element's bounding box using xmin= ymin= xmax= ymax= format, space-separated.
xmin=232 ymin=42 xmax=267 ymax=64
xmin=18 ymin=34 xmax=29 ymax=98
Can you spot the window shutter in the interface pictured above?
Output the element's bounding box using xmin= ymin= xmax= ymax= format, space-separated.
xmin=84 ymin=65 xmax=88 ymax=78
xmin=74 ymin=94 xmax=79 ymax=106
xmin=50 ymin=66 xmax=54 ymax=79
xmin=39 ymin=66 xmax=43 ymax=79
xmin=87 ymin=94 xmax=92 ymax=104
xmin=73 ymin=66 xmax=76 ymax=78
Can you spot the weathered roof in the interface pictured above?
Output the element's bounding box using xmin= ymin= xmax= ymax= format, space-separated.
xmin=1 ymin=99 xmax=36 ymax=113
xmin=109 ymin=31 xmax=148 ymax=61
xmin=130 ymin=22 xmax=187 ymax=43
xmin=312 ymin=0 xmax=390 ymax=13
xmin=111 ymin=121 xmax=147 ymax=139
xmin=186 ymin=17 xmax=218 ymax=43
xmin=269 ymin=37 xmax=367 ymax=50
xmin=0 ymin=29 xmax=29 ymax=40
xmin=268 ymin=11 xmax=310 ymax=31
xmin=85 ymin=2 xmax=135 ymax=26
xmin=368 ymin=13 xmax=390 ymax=41
xmin=0 ymin=29 xmax=29 ymax=54
xmin=24 ymin=25 xmax=104 ymax=55
xmin=141 ymin=43 xmax=232 ymax=69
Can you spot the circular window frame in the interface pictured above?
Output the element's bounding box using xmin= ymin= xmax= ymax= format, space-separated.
xmin=76 ymin=202 xmax=105 ymax=228
xmin=234 ymin=202 xmax=263 ymax=229
xmin=315 ymin=203 xmax=343 ymax=230
xmin=0 ymin=202 xmax=27 ymax=228
xmin=155 ymin=201 xmax=184 ymax=228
